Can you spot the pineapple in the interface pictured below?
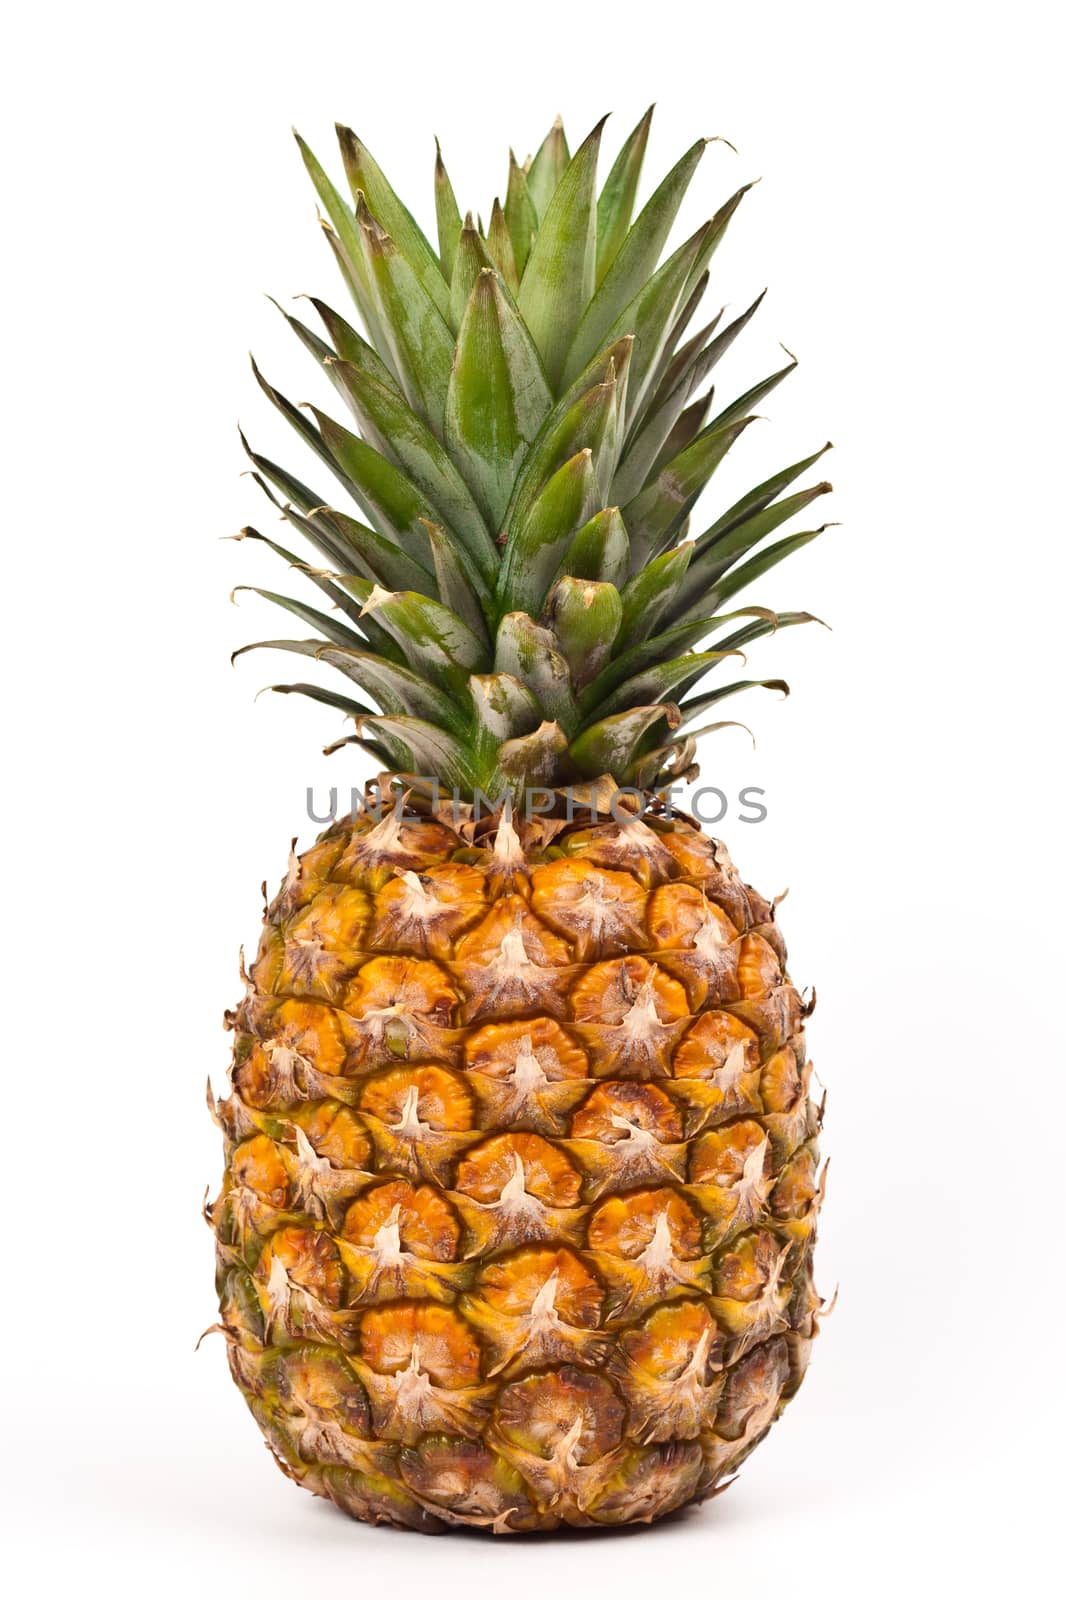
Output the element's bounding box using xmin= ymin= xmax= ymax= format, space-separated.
xmin=209 ymin=109 xmax=830 ymax=1534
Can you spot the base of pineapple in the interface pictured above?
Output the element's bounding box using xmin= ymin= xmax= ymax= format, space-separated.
xmin=225 ymin=1324 xmax=815 ymax=1532
xmin=210 ymin=800 xmax=825 ymax=1534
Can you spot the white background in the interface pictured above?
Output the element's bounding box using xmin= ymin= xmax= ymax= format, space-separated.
xmin=3 ymin=1 xmax=1063 ymax=1594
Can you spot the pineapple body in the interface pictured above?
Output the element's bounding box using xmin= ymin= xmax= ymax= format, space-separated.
xmin=211 ymin=804 xmax=822 ymax=1533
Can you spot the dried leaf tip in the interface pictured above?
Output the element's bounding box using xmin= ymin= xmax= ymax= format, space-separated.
xmin=360 ymin=584 xmax=394 ymax=616
xmin=335 ymin=122 xmax=363 ymax=152
xmin=354 ymin=192 xmax=387 ymax=241
xmin=361 ymin=788 xmax=407 ymax=852
xmin=492 ymin=807 xmax=526 ymax=869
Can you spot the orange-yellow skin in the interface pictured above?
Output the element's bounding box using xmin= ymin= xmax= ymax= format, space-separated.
xmin=210 ymin=805 xmax=824 ymax=1533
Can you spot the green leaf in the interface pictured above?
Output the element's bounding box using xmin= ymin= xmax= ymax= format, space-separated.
xmin=552 ymin=333 xmax=634 ymax=423
xmin=567 ymin=138 xmax=707 ymax=383
xmin=493 ymin=612 xmax=579 ymax=735
xmin=247 ymin=380 xmax=410 ymax=590
xmin=353 ymin=195 xmax=454 ymax=438
xmin=646 ymin=278 xmax=714 ymax=399
xmin=449 ymin=215 xmax=497 ymax=332
xmin=497 ymin=449 xmax=601 ymax=617
xmin=233 ymin=639 xmax=460 ymax=727
xmin=314 ymin=220 xmax=403 ymax=386
xmin=585 ymin=649 xmax=742 ymax=722
xmin=496 ymin=720 xmax=570 ymax=796
xmin=318 ymin=647 xmax=463 ymax=724
xmin=320 ymin=723 xmax=409 ymax=769
xmin=648 ymin=393 xmax=714 ymax=478
xmin=321 ymin=365 xmax=497 ymax=580
xmin=591 ymin=222 xmax=715 ymax=426
xmin=267 ymin=681 xmax=374 ymax=719
xmin=249 ymin=358 xmax=350 ymax=488
xmin=623 ymin=415 xmax=757 ymax=570
xmin=678 ymin=679 xmax=789 ymax=726
xmin=501 ymin=347 xmax=629 ymax=542
xmin=683 ymin=182 xmax=756 ymax=297
xmin=306 ymin=506 xmax=437 ymax=595
xmin=638 ymin=293 xmax=766 ymax=443
xmin=541 ymin=577 xmax=623 ymax=690
xmin=434 ymin=139 xmax=462 ymax=283
xmin=359 ymin=587 xmax=489 ymax=696
xmin=569 ymin=703 xmax=680 ymax=779
xmin=486 ymin=200 xmax=520 ymax=294
xmin=238 ymin=517 xmax=406 ymax=663
xmin=468 ymin=672 xmax=543 ymax=778
xmin=525 ymin=117 xmax=570 ymax=222
xmin=336 ymin=123 xmax=450 ymax=320
xmin=230 ymin=582 xmax=358 ymax=649
xmin=505 ymin=151 xmax=537 ymax=278
xmin=311 ymin=407 xmax=438 ymax=558
xmin=268 ymin=295 xmax=335 ymax=371
xmin=611 ymin=337 xmax=716 ymax=505
xmin=240 ymin=434 xmax=324 ymax=519
xmin=358 ymin=715 xmax=472 ymax=787
xmin=445 ymin=269 xmax=553 ymax=529
xmin=710 ymin=351 xmax=797 ymax=433
xmin=293 ymin=132 xmax=396 ymax=368
xmin=557 ymin=506 xmax=630 ymax=586
xmin=698 ymin=527 xmax=828 ymax=612
xmin=696 ymin=442 xmax=834 ymax=547
xmin=421 ymin=519 xmax=492 ymax=645
xmin=235 ymin=529 xmax=369 ymax=631
xmin=681 ymin=482 xmax=835 ymax=609
xmin=706 ymin=609 xmax=824 ymax=658
xmin=518 ymin=118 xmax=606 ymax=390
xmin=576 ymin=607 xmax=779 ymax=711
xmin=307 ymin=297 xmax=401 ymax=391
xmin=241 ymin=476 xmax=404 ymax=665
xmin=619 ymin=544 xmax=693 ymax=646
xmin=596 ymin=105 xmax=654 ymax=287
xmin=692 ymin=290 xmax=767 ymax=383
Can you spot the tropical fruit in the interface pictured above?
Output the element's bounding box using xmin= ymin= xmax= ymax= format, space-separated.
xmin=208 ymin=109 xmax=829 ymax=1533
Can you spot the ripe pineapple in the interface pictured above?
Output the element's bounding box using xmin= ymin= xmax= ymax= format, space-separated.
xmin=209 ymin=109 xmax=830 ymax=1533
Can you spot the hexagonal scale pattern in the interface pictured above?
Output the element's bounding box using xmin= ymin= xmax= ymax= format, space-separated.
xmin=210 ymin=806 xmax=825 ymax=1532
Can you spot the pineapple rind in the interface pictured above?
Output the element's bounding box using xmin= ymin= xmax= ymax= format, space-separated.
xmin=211 ymin=807 xmax=823 ymax=1532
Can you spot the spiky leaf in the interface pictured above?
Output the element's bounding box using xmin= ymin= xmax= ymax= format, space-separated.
xmin=567 ymin=137 xmax=706 ymax=383
xmin=525 ymin=117 xmax=570 ymax=220
xmin=445 ymin=270 xmax=552 ymax=528
xmin=596 ymin=105 xmax=654 ymax=286
xmin=518 ymin=119 xmax=605 ymax=390
xmin=336 ymin=124 xmax=450 ymax=319
xmin=434 ymin=141 xmax=462 ymax=282
xmin=497 ymin=449 xmax=601 ymax=617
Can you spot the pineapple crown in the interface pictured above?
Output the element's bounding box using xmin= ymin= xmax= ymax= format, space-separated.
xmin=235 ymin=110 xmax=832 ymax=803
